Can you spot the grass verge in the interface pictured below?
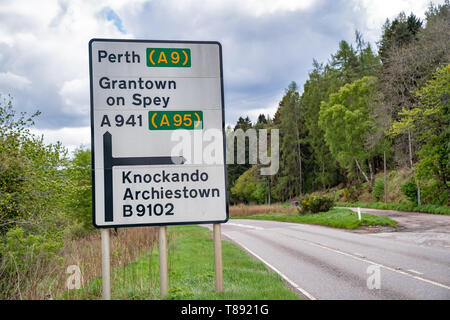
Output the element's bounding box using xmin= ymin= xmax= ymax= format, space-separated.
xmin=62 ymin=225 xmax=300 ymax=300
xmin=234 ymin=208 xmax=397 ymax=229
xmin=337 ymin=202 xmax=450 ymax=215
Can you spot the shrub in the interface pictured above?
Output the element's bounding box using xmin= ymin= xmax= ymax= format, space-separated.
xmin=0 ymin=226 xmax=64 ymax=299
xmin=372 ymin=179 xmax=385 ymax=201
xmin=0 ymin=226 xmax=63 ymax=272
xmin=401 ymin=179 xmax=418 ymax=204
xmin=343 ymin=185 xmax=362 ymax=202
xmin=420 ymin=180 xmax=450 ymax=206
xmin=299 ymin=195 xmax=335 ymax=214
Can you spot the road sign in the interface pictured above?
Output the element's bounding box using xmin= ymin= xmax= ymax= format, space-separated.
xmin=89 ymin=39 xmax=228 ymax=228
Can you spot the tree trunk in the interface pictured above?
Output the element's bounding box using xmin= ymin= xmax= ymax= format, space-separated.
xmin=295 ymin=120 xmax=302 ymax=199
xmin=368 ymin=159 xmax=374 ymax=189
xmin=355 ymin=159 xmax=370 ymax=184
xmin=408 ymin=130 xmax=414 ymax=170
xmin=322 ymin=161 xmax=326 ymax=190
xmin=384 ymin=151 xmax=387 ymax=203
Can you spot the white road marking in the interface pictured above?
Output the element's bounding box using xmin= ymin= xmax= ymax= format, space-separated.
xmin=222 ymin=231 xmax=317 ymax=300
xmin=226 ymin=222 xmax=265 ymax=230
xmin=408 ymin=269 xmax=424 ymax=275
xmin=276 ymin=230 xmax=450 ymax=291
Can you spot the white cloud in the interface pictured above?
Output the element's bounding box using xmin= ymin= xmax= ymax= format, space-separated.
xmin=1 ymin=0 xmax=446 ymax=151
xmin=0 ymin=71 xmax=31 ymax=90
xmin=170 ymin=0 xmax=318 ymax=16
xmin=0 ymin=0 xmax=142 ymax=128
xmin=59 ymin=78 xmax=90 ymax=116
xmin=30 ymin=126 xmax=91 ymax=155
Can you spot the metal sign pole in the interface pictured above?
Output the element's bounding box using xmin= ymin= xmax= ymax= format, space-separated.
xmin=159 ymin=226 xmax=169 ymax=297
xmin=213 ymin=223 xmax=223 ymax=292
xmin=101 ymin=228 xmax=111 ymax=300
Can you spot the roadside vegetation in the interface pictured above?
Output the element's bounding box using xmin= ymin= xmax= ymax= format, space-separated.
xmin=62 ymin=225 xmax=300 ymax=300
xmin=231 ymin=204 xmax=397 ymax=230
xmin=308 ymin=169 xmax=450 ymax=215
xmin=228 ymin=4 xmax=449 ymax=213
xmin=0 ymin=2 xmax=448 ymax=300
xmin=236 ymin=209 xmax=396 ymax=230
xmin=337 ymin=202 xmax=450 ymax=215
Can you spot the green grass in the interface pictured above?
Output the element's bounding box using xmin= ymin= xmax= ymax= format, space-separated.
xmin=235 ymin=208 xmax=397 ymax=229
xmin=62 ymin=225 xmax=300 ymax=300
xmin=337 ymin=202 xmax=450 ymax=215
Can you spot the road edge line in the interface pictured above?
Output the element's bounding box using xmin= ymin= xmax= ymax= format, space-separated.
xmin=222 ymin=231 xmax=317 ymax=300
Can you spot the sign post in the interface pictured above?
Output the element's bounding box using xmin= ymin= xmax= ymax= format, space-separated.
xmin=89 ymin=39 xmax=228 ymax=297
xmin=158 ymin=226 xmax=168 ymax=297
xmin=213 ymin=223 xmax=223 ymax=292
xmin=101 ymin=228 xmax=111 ymax=300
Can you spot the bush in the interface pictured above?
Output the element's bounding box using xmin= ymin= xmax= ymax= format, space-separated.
xmin=299 ymin=195 xmax=335 ymax=214
xmin=420 ymin=179 xmax=450 ymax=206
xmin=0 ymin=227 xmax=63 ymax=271
xmin=343 ymin=185 xmax=362 ymax=202
xmin=372 ymin=179 xmax=385 ymax=201
xmin=231 ymin=167 xmax=267 ymax=204
xmin=0 ymin=226 xmax=64 ymax=299
xmin=401 ymin=179 xmax=418 ymax=204
xmin=66 ymin=148 xmax=93 ymax=232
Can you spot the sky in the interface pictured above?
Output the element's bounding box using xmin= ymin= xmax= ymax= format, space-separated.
xmin=0 ymin=0 xmax=444 ymax=153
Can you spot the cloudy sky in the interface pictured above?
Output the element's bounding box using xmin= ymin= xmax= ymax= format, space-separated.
xmin=0 ymin=0 xmax=444 ymax=152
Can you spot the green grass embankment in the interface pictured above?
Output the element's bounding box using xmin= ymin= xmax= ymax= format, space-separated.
xmin=337 ymin=202 xmax=450 ymax=215
xmin=62 ymin=225 xmax=300 ymax=300
xmin=234 ymin=208 xmax=397 ymax=229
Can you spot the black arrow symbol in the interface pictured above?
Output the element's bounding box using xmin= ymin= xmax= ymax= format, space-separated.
xmin=103 ymin=131 xmax=184 ymax=222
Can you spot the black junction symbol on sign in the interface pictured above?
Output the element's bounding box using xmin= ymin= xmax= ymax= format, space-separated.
xmin=102 ymin=131 xmax=184 ymax=222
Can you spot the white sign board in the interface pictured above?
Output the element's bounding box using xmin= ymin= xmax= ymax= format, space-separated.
xmin=89 ymin=39 xmax=228 ymax=228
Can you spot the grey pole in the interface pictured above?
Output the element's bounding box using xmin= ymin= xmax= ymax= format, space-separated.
xmin=159 ymin=226 xmax=169 ymax=297
xmin=101 ymin=228 xmax=111 ymax=300
xmin=213 ymin=223 xmax=223 ymax=292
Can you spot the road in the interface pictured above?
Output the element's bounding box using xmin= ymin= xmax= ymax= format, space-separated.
xmin=206 ymin=210 xmax=450 ymax=300
xmin=342 ymin=207 xmax=450 ymax=248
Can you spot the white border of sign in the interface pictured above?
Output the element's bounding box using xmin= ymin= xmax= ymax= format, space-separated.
xmin=89 ymin=39 xmax=229 ymax=228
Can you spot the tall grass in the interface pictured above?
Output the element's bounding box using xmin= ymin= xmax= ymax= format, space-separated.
xmin=230 ymin=203 xmax=297 ymax=217
xmin=0 ymin=227 xmax=158 ymax=300
xmin=69 ymin=226 xmax=301 ymax=300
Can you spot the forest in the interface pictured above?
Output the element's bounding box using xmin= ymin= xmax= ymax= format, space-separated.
xmin=228 ymin=3 xmax=449 ymax=207
xmin=0 ymin=2 xmax=448 ymax=299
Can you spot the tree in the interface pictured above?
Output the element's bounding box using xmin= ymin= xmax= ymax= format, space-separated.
xmin=231 ymin=166 xmax=267 ymax=204
xmin=378 ymin=4 xmax=449 ymax=169
xmin=226 ymin=117 xmax=253 ymax=203
xmin=390 ymin=64 xmax=449 ymax=199
xmin=299 ymin=33 xmax=381 ymax=192
xmin=300 ymin=61 xmax=342 ymax=190
xmin=66 ymin=148 xmax=93 ymax=231
xmin=319 ymin=76 xmax=385 ymax=188
xmin=378 ymin=12 xmax=422 ymax=61
xmin=0 ymin=96 xmax=68 ymax=236
xmin=276 ymin=82 xmax=304 ymax=199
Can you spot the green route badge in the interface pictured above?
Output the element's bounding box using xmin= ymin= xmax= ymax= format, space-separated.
xmin=149 ymin=111 xmax=203 ymax=130
xmin=146 ymin=48 xmax=191 ymax=67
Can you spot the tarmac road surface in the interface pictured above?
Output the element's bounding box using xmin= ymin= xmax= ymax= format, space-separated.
xmin=206 ymin=211 xmax=450 ymax=300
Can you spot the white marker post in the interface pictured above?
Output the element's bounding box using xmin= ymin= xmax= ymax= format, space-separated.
xmin=357 ymin=207 xmax=362 ymax=221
